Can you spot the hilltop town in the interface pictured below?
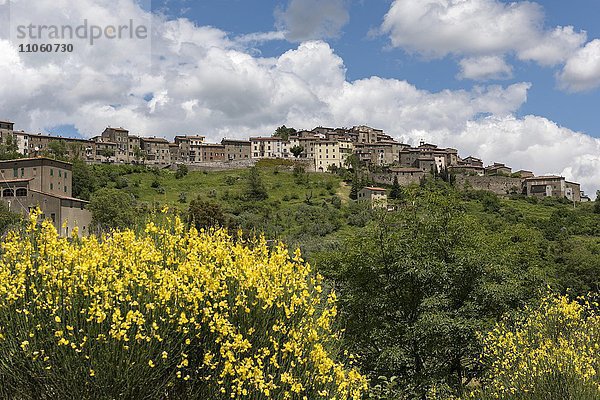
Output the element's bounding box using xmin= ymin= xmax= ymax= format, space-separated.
xmin=0 ymin=117 xmax=594 ymax=238
xmin=1 ymin=119 xmax=592 ymax=206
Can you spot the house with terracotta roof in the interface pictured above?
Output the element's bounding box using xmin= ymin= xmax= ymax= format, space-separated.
xmin=0 ymin=158 xmax=91 ymax=236
xmin=357 ymin=187 xmax=388 ymax=208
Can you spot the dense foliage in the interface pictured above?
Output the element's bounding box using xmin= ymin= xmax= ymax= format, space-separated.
xmin=63 ymin=163 xmax=600 ymax=398
xmin=0 ymin=211 xmax=366 ymax=399
xmin=316 ymin=183 xmax=546 ymax=398
xmin=88 ymin=188 xmax=138 ymax=231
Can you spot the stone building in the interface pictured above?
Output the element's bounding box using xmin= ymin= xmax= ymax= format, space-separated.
xmin=101 ymin=127 xmax=130 ymax=163
xmin=399 ymin=142 xmax=459 ymax=172
xmin=250 ymin=137 xmax=284 ymax=158
xmin=523 ymin=176 xmax=581 ymax=202
xmin=485 ymin=163 xmax=512 ymax=176
xmin=91 ymin=137 xmax=117 ymax=163
xmin=173 ymin=136 xmax=192 ymax=163
xmin=513 ymin=170 xmax=535 ymax=179
xmin=0 ymin=158 xmax=91 ymax=236
xmin=141 ymin=137 xmax=171 ymax=165
xmin=450 ymin=156 xmax=485 ymax=176
xmin=198 ymin=143 xmax=226 ymax=162
xmin=0 ymin=120 xmax=14 ymax=144
xmin=28 ymin=133 xmax=94 ymax=160
xmin=221 ymin=139 xmax=251 ymax=161
xmin=372 ymin=167 xmax=425 ymax=186
xmin=127 ymin=135 xmax=143 ymax=163
xmin=357 ymin=187 xmax=388 ymax=208
xmin=313 ymin=140 xmax=354 ymax=171
xmin=187 ymin=136 xmax=206 ymax=162
xmin=13 ymin=131 xmax=29 ymax=156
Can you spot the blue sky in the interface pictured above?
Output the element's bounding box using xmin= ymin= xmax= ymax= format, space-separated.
xmin=153 ymin=0 xmax=600 ymax=137
xmin=2 ymin=0 xmax=600 ymax=192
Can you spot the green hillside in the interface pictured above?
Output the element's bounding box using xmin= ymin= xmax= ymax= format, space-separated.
xmin=72 ymin=161 xmax=600 ymax=398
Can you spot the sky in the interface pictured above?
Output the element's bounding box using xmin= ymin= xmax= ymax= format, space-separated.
xmin=0 ymin=0 xmax=599 ymax=195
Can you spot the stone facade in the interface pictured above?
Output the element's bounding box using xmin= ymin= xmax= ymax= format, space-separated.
xmin=221 ymin=139 xmax=251 ymax=160
xmin=357 ymin=187 xmax=388 ymax=208
xmin=371 ymin=167 xmax=425 ymax=186
xmin=0 ymin=158 xmax=91 ymax=237
xmin=455 ymin=175 xmax=523 ymax=196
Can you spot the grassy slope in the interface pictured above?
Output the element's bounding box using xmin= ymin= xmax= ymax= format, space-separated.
xmin=115 ymin=166 xmax=344 ymax=211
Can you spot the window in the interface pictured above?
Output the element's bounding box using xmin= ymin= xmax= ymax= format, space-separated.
xmin=59 ymin=170 xmax=62 ymax=178
xmin=13 ymin=168 xmax=17 ymax=177
xmin=64 ymin=172 xmax=67 ymax=179
xmin=2 ymin=188 xmax=14 ymax=197
xmin=50 ymin=169 xmax=54 ymax=176
xmin=64 ymin=186 xmax=67 ymax=193
xmin=16 ymin=188 xmax=27 ymax=197
xmin=50 ymin=183 xmax=53 ymax=191
xmin=50 ymin=213 xmax=56 ymax=223
xmin=21 ymin=168 xmax=24 ymax=177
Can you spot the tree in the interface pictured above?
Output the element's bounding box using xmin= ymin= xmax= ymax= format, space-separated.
xmin=273 ymin=125 xmax=296 ymax=141
xmin=187 ymin=198 xmax=228 ymax=230
xmin=0 ymin=202 xmax=20 ymax=234
xmin=100 ymin=148 xmax=115 ymax=163
xmin=133 ymin=146 xmax=146 ymax=164
xmin=245 ymin=167 xmax=268 ymax=201
xmin=47 ymin=140 xmax=67 ymax=159
xmin=67 ymin=142 xmax=83 ymax=160
xmin=595 ymin=191 xmax=600 ymax=214
xmin=389 ymin=175 xmax=403 ymax=200
xmin=293 ymin=164 xmax=308 ymax=185
xmin=0 ymin=134 xmax=21 ymax=160
xmin=315 ymin=183 xmax=544 ymax=398
xmin=349 ymin=176 xmax=360 ymax=200
xmin=290 ymin=145 xmax=304 ymax=158
xmin=175 ymin=164 xmax=189 ymax=179
xmin=88 ymin=188 xmax=136 ymax=231
xmin=344 ymin=154 xmax=360 ymax=172
xmin=71 ymin=158 xmax=96 ymax=200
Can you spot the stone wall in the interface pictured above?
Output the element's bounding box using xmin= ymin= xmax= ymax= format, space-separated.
xmin=455 ymin=175 xmax=523 ymax=196
xmin=371 ymin=171 xmax=425 ymax=186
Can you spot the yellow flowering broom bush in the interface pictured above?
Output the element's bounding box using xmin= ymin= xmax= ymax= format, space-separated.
xmin=472 ymin=293 xmax=600 ymax=400
xmin=0 ymin=212 xmax=367 ymax=399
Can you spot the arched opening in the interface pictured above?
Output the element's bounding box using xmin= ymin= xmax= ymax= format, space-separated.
xmin=16 ymin=188 xmax=27 ymax=197
xmin=2 ymin=188 xmax=14 ymax=197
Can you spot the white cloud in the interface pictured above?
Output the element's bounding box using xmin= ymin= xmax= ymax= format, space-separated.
xmin=458 ymin=56 xmax=513 ymax=80
xmin=380 ymin=0 xmax=586 ymax=81
xmin=235 ymin=31 xmax=286 ymax=45
xmin=518 ymin=26 xmax=587 ymax=66
xmin=448 ymin=115 xmax=600 ymax=196
xmin=275 ymin=0 xmax=350 ymax=42
xmin=558 ymin=39 xmax=600 ymax=92
xmin=0 ymin=0 xmax=598 ymax=195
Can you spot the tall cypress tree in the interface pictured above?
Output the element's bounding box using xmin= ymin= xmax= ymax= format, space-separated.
xmin=390 ymin=175 xmax=402 ymax=200
xmin=245 ymin=167 xmax=268 ymax=201
xmin=350 ymin=177 xmax=360 ymax=200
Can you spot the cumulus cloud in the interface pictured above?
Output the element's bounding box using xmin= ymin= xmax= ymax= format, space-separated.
xmin=275 ymin=0 xmax=350 ymax=42
xmin=558 ymin=39 xmax=600 ymax=92
xmin=450 ymin=115 xmax=600 ymax=196
xmin=380 ymin=0 xmax=586 ymax=81
xmin=0 ymin=0 xmax=598 ymax=195
xmin=458 ymin=56 xmax=513 ymax=80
